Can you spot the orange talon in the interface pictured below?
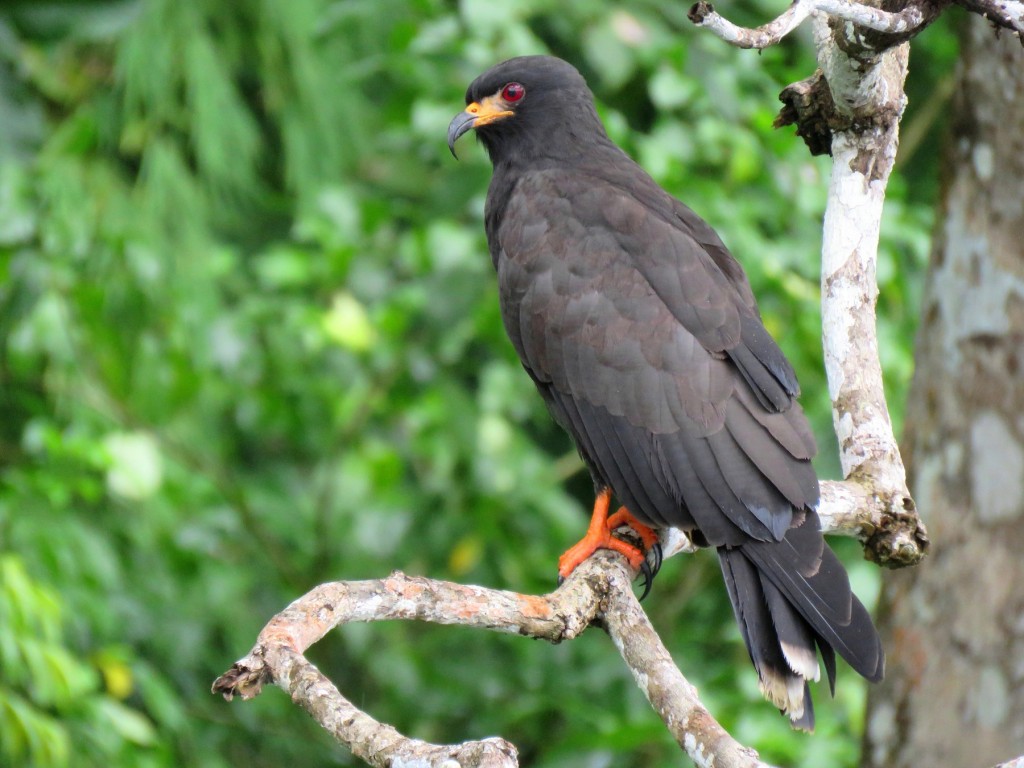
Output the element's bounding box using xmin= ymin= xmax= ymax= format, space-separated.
xmin=557 ymin=489 xmax=657 ymax=580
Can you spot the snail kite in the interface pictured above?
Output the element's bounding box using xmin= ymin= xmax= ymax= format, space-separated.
xmin=448 ymin=55 xmax=883 ymax=729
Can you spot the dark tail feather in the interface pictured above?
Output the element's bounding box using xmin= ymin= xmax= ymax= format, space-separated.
xmin=719 ymin=547 xmax=817 ymax=730
xmin=792 ymin=682 xmax=814 ymax=731
xmin=742 ymin=510 xmax=885 ymax=682
xmin=718 ymin=510 xmax=884 ymax=730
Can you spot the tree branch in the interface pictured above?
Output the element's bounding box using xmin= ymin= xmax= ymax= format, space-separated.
xmin=816 ymin=480 xmax=922 ymax=564
xmin=213 ymin=553 xmax=775 ymax=768
xmin=687 ymin=0 xmax=941 ymax=50
xmin=811 ymin=10 xmax=930 ymax=568
xmin=956 ymin=0 xmax=1024 ymax=37
xmin=660 ymin=481 xmax=923 ymax=562
xmin=687 ymin=0 xmax=816 ymax=49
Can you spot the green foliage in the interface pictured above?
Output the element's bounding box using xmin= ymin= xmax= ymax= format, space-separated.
xmin=0 ymin=555 xmax=159 ymax=767
xmin=0 ymin=1 xmax=951 ymax=766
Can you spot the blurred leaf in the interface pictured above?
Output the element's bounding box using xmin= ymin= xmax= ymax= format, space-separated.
xmin=322 ymin=292 xmax=376 ymax=351
xmin=91 ymin=699 xmax=157 ymax=747
xmin=103 ymin=431 xmax=163 ymax=501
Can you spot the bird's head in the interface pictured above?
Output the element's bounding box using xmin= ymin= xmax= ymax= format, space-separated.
xmin=447 ymin=55 xmax=606 ymax=165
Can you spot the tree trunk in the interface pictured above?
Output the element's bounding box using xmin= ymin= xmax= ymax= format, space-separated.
xmin=862 ymin=17 xmax=1024 ymax=768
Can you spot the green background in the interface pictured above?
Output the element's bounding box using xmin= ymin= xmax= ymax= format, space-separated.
xmin=0 ymin=1 xmax=956 ymax=765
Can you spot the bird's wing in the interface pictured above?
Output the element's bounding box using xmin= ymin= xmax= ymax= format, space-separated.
xmin=665 ymin=196 xmax=803 ymax=412
xmin=494 ymin=170 xmax=817 ymax=540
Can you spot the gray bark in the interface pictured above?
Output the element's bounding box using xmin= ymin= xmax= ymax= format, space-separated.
xmin=863 ymin=17 xmax=1024 ymax=768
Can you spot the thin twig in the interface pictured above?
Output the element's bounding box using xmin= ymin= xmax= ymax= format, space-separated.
xmin=688 ymin=0 xmax=814 ymax=48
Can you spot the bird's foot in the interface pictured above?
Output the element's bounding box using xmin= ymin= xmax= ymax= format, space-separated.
xmin=558 ymin=489 xmax=661 ymax=598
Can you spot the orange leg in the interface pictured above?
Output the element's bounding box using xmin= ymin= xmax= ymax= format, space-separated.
xmin=557 ymin=489 xmax=660 ymax=580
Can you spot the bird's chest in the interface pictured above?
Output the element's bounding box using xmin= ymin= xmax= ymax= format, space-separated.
xmin=491 ymin=177 xmax=618 ymax=298
xmin=487 ymin=174 xmax=664 ymax=384
xmin=491 ymin=187 xmax=610 ymax=353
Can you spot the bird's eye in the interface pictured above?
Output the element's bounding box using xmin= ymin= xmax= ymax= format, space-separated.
xmin=501 ymin=83 xmax=525 ymax=103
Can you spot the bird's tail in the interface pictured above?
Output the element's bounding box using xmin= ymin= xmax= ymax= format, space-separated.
xmin=717 ymin=509 xmax=884 ymax=731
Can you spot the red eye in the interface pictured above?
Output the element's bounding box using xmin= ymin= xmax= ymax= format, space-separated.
xmin=501 ymin=82 xmax=525 ymax=103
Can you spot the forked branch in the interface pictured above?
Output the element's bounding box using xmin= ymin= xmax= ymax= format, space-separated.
xmin=213 ymin=552 xmax=772 ymax=768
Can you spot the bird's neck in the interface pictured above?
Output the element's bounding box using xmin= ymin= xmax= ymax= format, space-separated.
xmin=487 ymin=128 xmax=620 ymax=172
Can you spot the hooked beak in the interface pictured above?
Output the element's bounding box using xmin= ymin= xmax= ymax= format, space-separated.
xmin=447 ymin=95 xmax=514 ymax=159
xmin=447 ymin=111 xmax=477 ymax=159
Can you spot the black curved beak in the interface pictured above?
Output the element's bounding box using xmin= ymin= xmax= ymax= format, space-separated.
xmin=447 ymin=110 xmax=477 ymax=159
xmin=447 ymin=96 xmax=514 ymax=159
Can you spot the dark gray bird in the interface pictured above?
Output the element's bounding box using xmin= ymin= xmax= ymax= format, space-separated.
xmin=448 ymin=55 xmax=883 ymax=730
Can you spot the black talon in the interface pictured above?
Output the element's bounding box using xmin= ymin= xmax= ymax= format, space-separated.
xmin=650 ymin=541 xmax=663 ymax=576
xmin=557 ymin=573 xmax=565 ymax=587
xmin=638 ymin=559 xmax=654 ymax=601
